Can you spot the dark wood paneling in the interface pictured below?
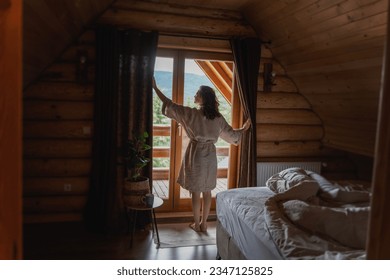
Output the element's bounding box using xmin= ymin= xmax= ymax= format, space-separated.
xmin=0 ymin=0 xmax=23 ymax=260
xmin=23 ymin=0 xmax=114 ymax=86
xmin=24 ymin=196 xmax=87 ymax=213
xmin=367 ymin=5 xmax=390 ymax=257
xmin=24 ymin=121 xmax=93 ymax=139
xmin=257 ymin=109 xmax=322 ymax=125
xmin=24 ymin=177 xmax=89 ymax=196
xmin=257 ymin=92 xmax=311 ymax=109
xmin=22 ymin=0 xmax=381 ymax=229
xmin=257 ymin=141 xmax=343 ymax=158
xmin=23 ymin=100 xmax=93 ymax=120
xmin=257 ymin=124 xmax=323 ymax=142
xmin=24 ymin=82 xmax=94 ymax=101
xmin=24 ymin=159 xmax=91 ymax=177
xmin=99 ymin=1 xmax=256 ymax=38
xmin=24 ymin=139 xmax=92 ymax=158
xmin=245 ymin=0 xmax=387 ymax=156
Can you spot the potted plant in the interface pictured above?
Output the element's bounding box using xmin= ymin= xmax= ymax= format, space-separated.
xmin=123 ymin=131 xmax=152 ymax=206
xmin=124 ymin=131 xmax=151 ymax=181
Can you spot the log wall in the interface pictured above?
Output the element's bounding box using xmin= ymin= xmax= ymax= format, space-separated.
xmin=256 ymin=47 xmax=360 ymax=180
xmin=22 ymin=2 xmax=370 ymax=223
xmin=23 ymin=0 xmax=113 ymax=87
xmin=22 ymin=34 xmax=361 ymax=223
xmin=23 ymin=31 xmax=95 ymax=223
xmin=244 ymin=0 xmax=387 ymax=158
xmin=22 ymin=1 xmax=257 ymax=223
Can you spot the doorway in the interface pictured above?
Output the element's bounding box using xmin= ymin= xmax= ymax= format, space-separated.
xmin=152 ymin=49 xmax=235 ymax=212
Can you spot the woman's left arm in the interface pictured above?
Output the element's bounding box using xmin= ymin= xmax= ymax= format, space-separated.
xmin=219 ymin=117 xmax=251 ymax=145
xmin=152 ymin=77 xmax=170 ymax=104
xmin=241 ymin=119 xmax=251 ymax=131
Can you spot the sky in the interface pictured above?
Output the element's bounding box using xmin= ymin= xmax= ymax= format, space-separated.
xmin=154 ymin=57 xmax=205 ymax=76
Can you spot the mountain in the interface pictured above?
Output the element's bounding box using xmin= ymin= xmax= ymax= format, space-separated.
xmin=154 ymin=70 xmax=231 ymax=123
xmin=154 ymin=70 xmax=214 ymax=100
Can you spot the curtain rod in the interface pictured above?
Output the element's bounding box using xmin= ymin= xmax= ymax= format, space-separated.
xmin=158 ymin=31 xmax=272 ymax=44
xmin=89 ymin=25 xmax=272 ymax=44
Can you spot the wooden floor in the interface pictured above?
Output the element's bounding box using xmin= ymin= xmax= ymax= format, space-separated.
xmin=22 ymin=180 xmax=226 ymax=260
xmin=153 ymin=178 xmax=228 ymax=198
xmin=23 ymin=221 xmax=218 ymax=260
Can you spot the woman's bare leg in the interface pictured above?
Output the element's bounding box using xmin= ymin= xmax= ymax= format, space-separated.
xmin=200 ymin=191 xmax=212 ymax=232
xmin=190 ymin=191 xmax=201 ymax=231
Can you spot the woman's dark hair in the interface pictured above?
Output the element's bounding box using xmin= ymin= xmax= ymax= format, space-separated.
xmin=198 ymin=85 xmax=222 ymax=120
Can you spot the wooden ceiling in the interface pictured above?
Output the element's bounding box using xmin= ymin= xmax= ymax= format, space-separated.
xmin=23 ymin=0 xmax=388 ymax=157
xmin=242 ymin=0 xmax=388 ymax=156
xmin=23 ymin=0 xmax=114 ymax=86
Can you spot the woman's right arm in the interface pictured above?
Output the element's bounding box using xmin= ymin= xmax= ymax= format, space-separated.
xmin=152 ymin=77 xmax=170 ymax=104
xmin=219 ymin=117 xmax=251 ymax=146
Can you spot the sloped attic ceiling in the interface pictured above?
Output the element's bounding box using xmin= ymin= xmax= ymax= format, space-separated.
xmin=23 ymin=0 xmax=114 ymax=86
xmin=157 ymin=0 xmax=386 ymax=157
xmin=242 ymin=0 xmax=387 ymax=156
xmin=22 ymin=0 xmax=253 ymax=87
xmin=23 ymin=0 xmax=388 ymax=157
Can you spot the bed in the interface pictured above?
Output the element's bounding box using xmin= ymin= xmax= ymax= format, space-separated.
xmin=216 ymin=167 xmax=371 ymax=260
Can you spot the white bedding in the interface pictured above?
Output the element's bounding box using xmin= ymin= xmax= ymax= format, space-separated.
xmin=216 ymin=187 xmax=283 ymax=259
xmin=216 ymin=168 xmax=371 ymax=260
xmin=264 ymin=168 xmax=370 ymax=259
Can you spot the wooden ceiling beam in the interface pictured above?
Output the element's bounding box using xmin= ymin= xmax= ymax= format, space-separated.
xmin=99 ymin=3 xmax=256 ymax=38
xmin=158 ymin=35 xmax=231 ymax=53
xmin=218 ymin=61 xmax=234 ymax=79
xmin=112 ymin=0 xmax=244 ymax=21
xmin=195 ymin=61 xmax=232 ymax=104
xmin=209 ymin=61 xmax=233 ymax=91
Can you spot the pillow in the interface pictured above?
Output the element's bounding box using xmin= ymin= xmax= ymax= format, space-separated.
xmin=266 ymin=168 xmax=319 ymax=200
xmin=282 ymin=200 xmax=369 ymax=249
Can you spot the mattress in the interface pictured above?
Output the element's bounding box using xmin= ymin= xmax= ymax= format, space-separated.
xmin=216 ymin=187 xmax=283 ymax=260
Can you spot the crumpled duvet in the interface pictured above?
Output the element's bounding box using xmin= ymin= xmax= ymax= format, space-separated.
xmin=263 ymin=168 xmax=370 ymax=259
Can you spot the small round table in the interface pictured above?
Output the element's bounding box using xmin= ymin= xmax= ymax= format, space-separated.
xmin=126 ymin=196 xmax=164 ymax=248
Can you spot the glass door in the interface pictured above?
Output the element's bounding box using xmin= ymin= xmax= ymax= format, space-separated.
xmin=152 ymin=51 xmax=177 ymax=212
xmin=152 ymin=49 xmax=233 ymax=212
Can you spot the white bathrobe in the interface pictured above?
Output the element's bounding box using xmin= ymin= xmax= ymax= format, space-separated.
xmin=163 ymin=100 xmax=245 ymax=192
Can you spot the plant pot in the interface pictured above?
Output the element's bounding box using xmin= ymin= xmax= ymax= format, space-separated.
xmin=123 ymin=177 xmax=150 ymax=207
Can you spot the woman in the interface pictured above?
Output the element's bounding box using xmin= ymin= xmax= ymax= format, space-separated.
xmin=153 ymin=78 xmax=251 ymax=232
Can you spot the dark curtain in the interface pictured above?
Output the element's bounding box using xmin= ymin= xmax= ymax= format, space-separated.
xmin=230 ymin=37 xmax=261 ymax=187
xmin=85 ymin=27 xmax=158 ymax=233
xmin=120 ymin=30 xmax=158 ymax=181
xmin=85 ymin=26 xmax=120 ymax=232
xmin=119 ymin=30 xmax=158 ymax=228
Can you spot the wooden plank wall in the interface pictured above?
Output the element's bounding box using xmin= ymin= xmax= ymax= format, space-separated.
xmin=21 ymin=0 xmax=256 ymax=223
xmin=367 ymin=1 xmax=390 ymax=257
xmin=99 ymin=0 xmax=256 ymax=38
xmin=23 ymin=31 xmax=95 ymax=223
xmin=22 ymin=2 xmax=366 ymax=223
xmin=256 ymin=47 xmax=359 ymax=180
xmin=244 ymin=0 xmax=387 ymax=158
xmin=23 ymin=0 xmax=114 ymax=87
xmin=0 ymin=0 xmax=23 ymax=259
xmin=22 ymin=34 xmax=359 ymax=223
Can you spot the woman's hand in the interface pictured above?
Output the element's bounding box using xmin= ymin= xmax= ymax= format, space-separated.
xmin=242 ymin=119 xmax=251 ymax=131
xmin=152 ymin=76 xmax=170 ymax=103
